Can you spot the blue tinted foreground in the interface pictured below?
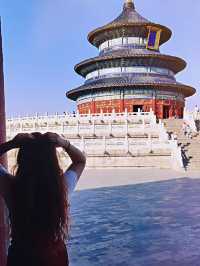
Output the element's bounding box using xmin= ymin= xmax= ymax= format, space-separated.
xmin=68 ymin=178 xmax=200 ymax=266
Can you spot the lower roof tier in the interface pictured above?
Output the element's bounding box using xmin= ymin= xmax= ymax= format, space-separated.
xmin=66 ymin=76 xmax=196 ymax=100
xmin=77 ymin=87 xmax=185 ymax=105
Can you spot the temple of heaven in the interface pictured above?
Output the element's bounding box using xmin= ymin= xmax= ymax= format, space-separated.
xmin=66 ymin=0 xmax=196 ymax=119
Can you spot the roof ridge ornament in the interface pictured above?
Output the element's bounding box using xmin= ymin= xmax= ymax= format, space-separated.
xmin=124 ymin=0 xmax=135 ymax=10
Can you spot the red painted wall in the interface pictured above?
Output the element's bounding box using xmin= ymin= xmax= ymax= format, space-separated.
xmin=78 ymin=98 xmax=185 ymax=119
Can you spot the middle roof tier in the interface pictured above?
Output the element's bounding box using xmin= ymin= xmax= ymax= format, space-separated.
xmin=75 ymin=50 xmax=186 ymax=77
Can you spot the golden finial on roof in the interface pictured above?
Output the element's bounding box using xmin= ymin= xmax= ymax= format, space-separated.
xmin=124 ymin=0 xmax=135 ymax=9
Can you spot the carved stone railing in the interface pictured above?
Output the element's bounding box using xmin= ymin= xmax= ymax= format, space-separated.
xmin=6 ymin=110 xmax=159 ymax=138
xmin=6 ymin=111 xmax=184 ymax=170
xmin=69 ymin=137 xmax=174 ymax=154
xmin=7 ymin=123 xmax=168 ymax=140
xmin=7 ymin=109 xmax=156 ymax=126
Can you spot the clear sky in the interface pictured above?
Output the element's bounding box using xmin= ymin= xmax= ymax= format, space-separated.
xmin=1 ymin=0 xmax=199 ymax=117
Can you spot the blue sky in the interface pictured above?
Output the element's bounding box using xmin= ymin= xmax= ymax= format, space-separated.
xmin=1 ymin=0 xmax=199 ymax=117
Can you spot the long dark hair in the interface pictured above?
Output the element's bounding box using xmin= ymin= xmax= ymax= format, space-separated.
xmin=12 ymin=133 xmax=69 ymax=242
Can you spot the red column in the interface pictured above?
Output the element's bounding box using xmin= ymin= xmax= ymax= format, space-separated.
xmin=169 ymin=100 xmax=174 ymax=118
xmin=152 ymin=99 xmax=156 ymax=114
xmin=0 ymin=19 xmax=7 ymax=266
xmin=91 ymin=99 xmax=96 ymax=113
xmin=119 ymin=99 xmax=124 ymax=112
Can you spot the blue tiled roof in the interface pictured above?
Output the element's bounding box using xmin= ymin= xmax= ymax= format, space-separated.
xmin=110 ymin=3 xmax=149 ymax=25
xmin=84 ymin=75 xmax=178 ymax=87
xmin=88 ymin=1 xmax=172 ymax=47
xmin=75 ymin=52 xmax=186 ymax=77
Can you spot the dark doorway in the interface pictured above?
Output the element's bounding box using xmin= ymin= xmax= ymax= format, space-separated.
xmin=163 ymin=105 xmax=170 ymax=119
xmin=180 ymin=107 xmax=184 ymax=119
xmin=133 ymin=105 xmax=144 ymax=112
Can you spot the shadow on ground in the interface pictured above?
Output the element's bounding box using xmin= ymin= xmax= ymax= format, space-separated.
xmin=68 ymin=177 xmax=200 ymax=266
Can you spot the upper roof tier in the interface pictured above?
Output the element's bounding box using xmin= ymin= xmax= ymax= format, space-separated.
xmin=88 ymin=0 xmax=172 ymax=48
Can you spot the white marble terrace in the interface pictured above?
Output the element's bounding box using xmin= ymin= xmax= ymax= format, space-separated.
xmin=6 ymin=110 xmax=184 ymax=170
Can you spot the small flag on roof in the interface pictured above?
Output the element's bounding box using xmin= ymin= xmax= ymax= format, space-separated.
xmin=146 ymin=27 xmax=162 ymax=51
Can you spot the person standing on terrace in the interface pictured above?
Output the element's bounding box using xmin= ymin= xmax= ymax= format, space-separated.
xmin=0 ymin=132 xmax=86 ymax=266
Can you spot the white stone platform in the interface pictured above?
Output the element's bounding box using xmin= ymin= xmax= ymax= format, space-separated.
xmin=6 ymin=111 xmax=184 ymax=171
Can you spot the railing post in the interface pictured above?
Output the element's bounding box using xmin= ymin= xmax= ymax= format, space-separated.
xmin=103 ymin=136 xmax=107 ymax=154
xmin=81 ymin=136 xmax=85 ymax=152
xmin=55 ymin=112 xmax=59 ymax=125
xmin=35 ymin=112 xmax=39 ymax=131
xmin=150 ymin=108 xmax=156 ymax=124
xmin=109 ymin=122 xmax=112 ymax=137
xmin=148 ymin=133 xmax=153 ymax=153
xmin=142 ymin=116 xmax=145 ymax=133
xmin=62 ymin=121 xmax=65 ymax=134
xmin=88 ymin=109 xmax=92 ymax=123
xmin=100 ymin=109 xmax=104 ymax=123
xmin=92 ymin=120 xmax=95 ymax=137
xmin=34 ymin=117 xmax=37 ymax=131
xmin=19 ymin=116 xmax=23 ymax=133
xmin=77 ymin=121 xmax=80 ymax=137
xmin=125 ymin=135 xmax=129 ymax=154
xmin=76 ymin=110 xmax=80 ymax=120
xmin=124 ymin=108 xmax=128 ymax=117
xmin=46 ymin=113 xmax=49 ymax=131
xmin=125 ymin=118 xmax=129 ymax=136
xmin=112 ymin=108 xmax=116 ymax=122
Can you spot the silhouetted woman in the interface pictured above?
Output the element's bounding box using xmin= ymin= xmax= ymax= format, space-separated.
xmin=0 ymin=132 xmax=86 ymax=266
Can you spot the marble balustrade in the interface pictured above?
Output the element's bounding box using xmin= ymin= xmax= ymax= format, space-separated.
xmin=6 ymin=111 xmax=183 ymax=170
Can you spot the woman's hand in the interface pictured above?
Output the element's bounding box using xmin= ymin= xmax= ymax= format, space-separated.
xmin=11 ymin=133 xmax=35 ymax=148
xmin=0 ymin=133 xmax=35 ymax=157
xmin=43 ymin=132 xmax=69 ymax=148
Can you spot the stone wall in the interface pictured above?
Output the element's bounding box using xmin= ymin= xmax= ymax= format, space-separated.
xmin=7 ymin=149 xmax=172 ymax=171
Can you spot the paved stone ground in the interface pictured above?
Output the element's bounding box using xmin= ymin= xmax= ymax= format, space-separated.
xmin=68 ymin=169 xmax=200 ymax=266
xmin=75 ymin=168 xmax=200 ymax=191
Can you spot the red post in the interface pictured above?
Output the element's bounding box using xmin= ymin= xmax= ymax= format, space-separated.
xmin=91 ymin=99 xmax=96 ymax=114
xmin=0 ymin=18 xmax=7 ymax=266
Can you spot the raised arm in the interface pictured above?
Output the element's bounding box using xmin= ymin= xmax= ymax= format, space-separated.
xmin=43 ymin=132 xmax=86 ymax=180
xmin=0 ymin=133 xmax=35 ymax=159
xmin=0 ymin=140 xmax=15 ymax=158
xmin=62 ymin=140 xmax=86 ymax=180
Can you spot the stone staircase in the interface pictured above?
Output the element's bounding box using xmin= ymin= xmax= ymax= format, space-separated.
xmin=163 ymin=119 xmax=200 ymax=172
